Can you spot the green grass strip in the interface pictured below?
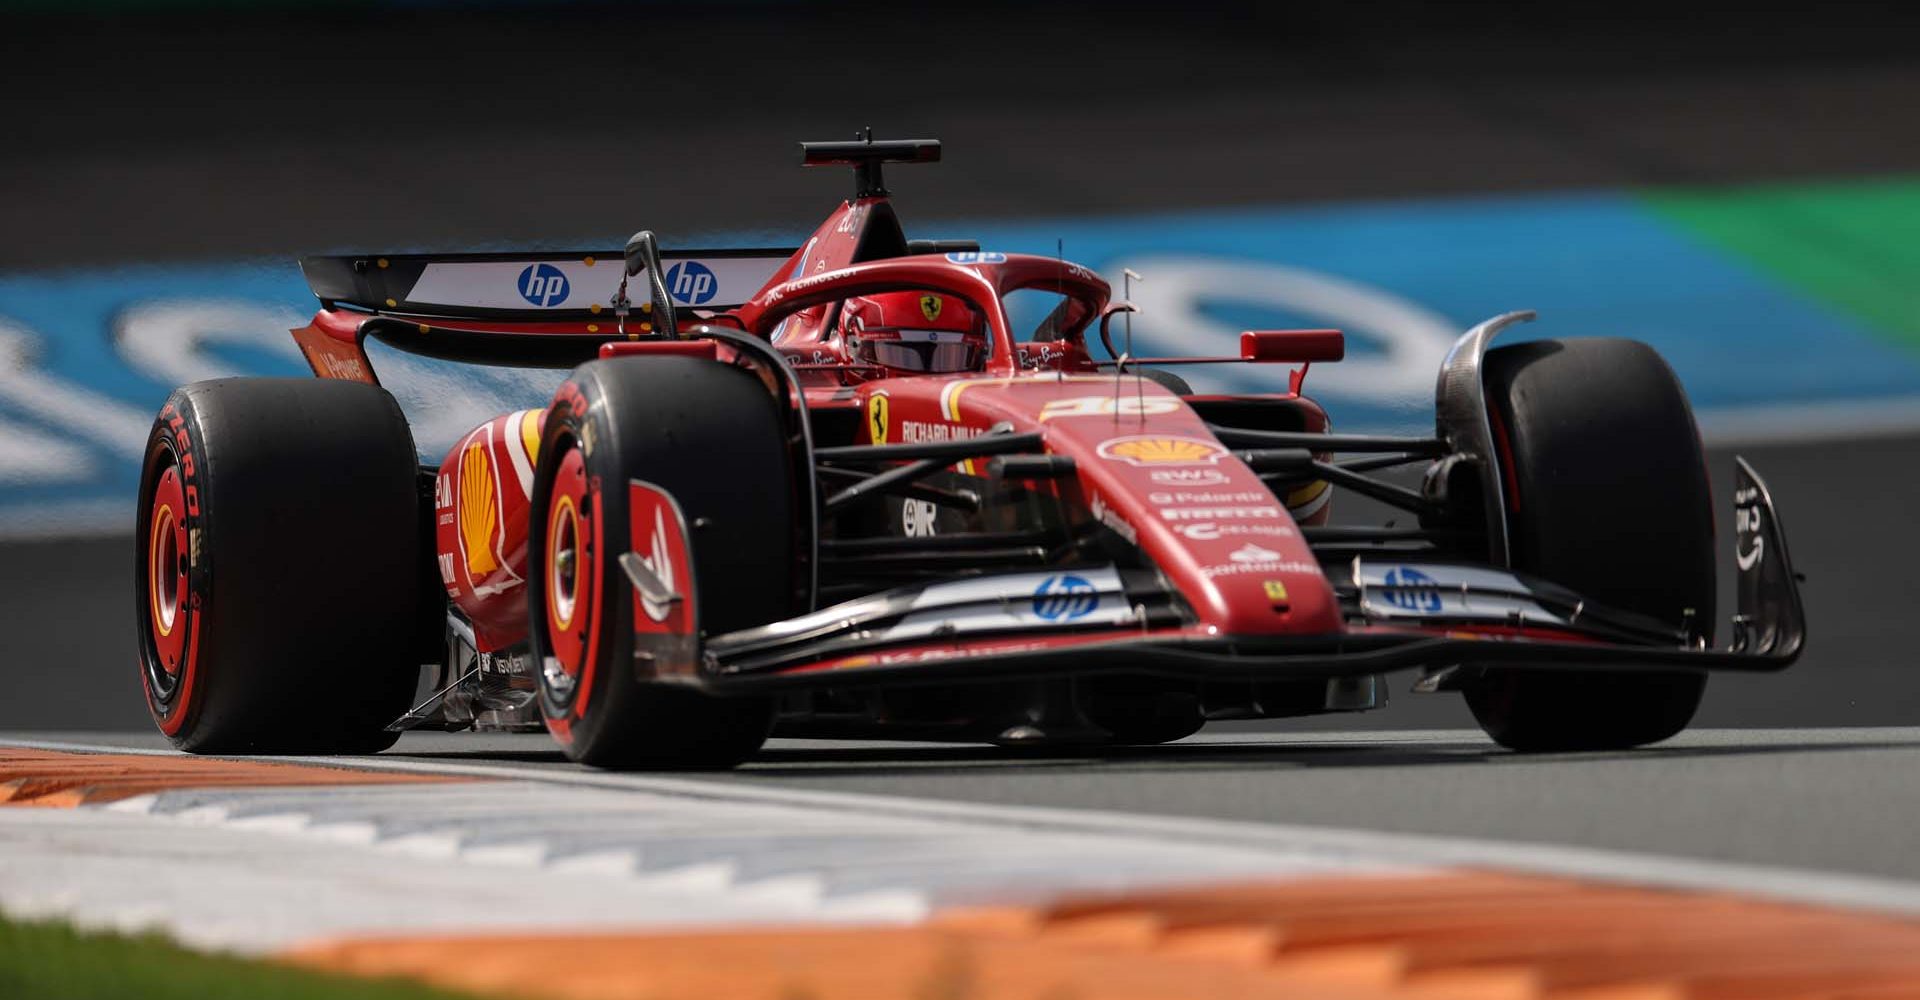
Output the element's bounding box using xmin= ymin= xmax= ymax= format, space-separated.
xmin=1644 ymin=175 xmax=1920 ymax=349
xmin=0 ymin=914 xmax=484 ymax=1000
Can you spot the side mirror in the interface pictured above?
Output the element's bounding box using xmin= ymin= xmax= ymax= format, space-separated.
xmin=1241 ymin=329 xmax=1344 ymax=363
xmin=1097 ymin=301 xmax=1139 ymax=363
xmin=624 ymin=231 xmax=655 ymax=277
xmin=621 ymin=230 xmax=680 ymax=337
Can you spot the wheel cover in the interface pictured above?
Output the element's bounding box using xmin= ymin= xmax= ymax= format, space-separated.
xmin=145 ymin=461 xmax=190 ymax=701
xmin=542 ymin=444 xmax=595 ymax=706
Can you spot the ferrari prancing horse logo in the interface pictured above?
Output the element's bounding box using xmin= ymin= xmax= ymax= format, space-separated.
xmin=867 ymin=394 xmax=890 ymax=444
xmin=919 ymin=294 xmax=942 ymax=322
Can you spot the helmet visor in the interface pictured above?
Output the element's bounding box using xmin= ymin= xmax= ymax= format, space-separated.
xmin=856 ymin=329 xmax=984 ymax=374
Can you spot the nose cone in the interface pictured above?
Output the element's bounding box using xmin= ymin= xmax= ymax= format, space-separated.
xmin=944 ymin=374 xmax=1342 ymax=637
xmin=1061 ymin=423 xmax=1341 ymax=636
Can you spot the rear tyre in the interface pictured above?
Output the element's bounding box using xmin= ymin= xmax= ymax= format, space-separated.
xmin=529 ymin=357 xmax=790 ymax=769
xmin=1461 ymin=338 xmax=1712 ymax=752
xmin=1137 ymin=368 xmax=1193 ymax=397
xmin=135 ymin=378 xmax=423 ymax=753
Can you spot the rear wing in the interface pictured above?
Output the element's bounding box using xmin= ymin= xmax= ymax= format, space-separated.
xmin=300 ymin=248 xmax=798 ymax=321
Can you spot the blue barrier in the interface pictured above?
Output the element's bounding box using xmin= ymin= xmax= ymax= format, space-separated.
xmin=4 ymin=190 xmax=1916 ymax=536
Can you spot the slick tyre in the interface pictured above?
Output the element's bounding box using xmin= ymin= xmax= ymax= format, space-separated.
xmin=136 ymin=378 xmax=423 ymax=753
xmin=1462 ymin=338 xmax=1712 ymax=752
xmin=1137 ymin=368 xmax=1194 ymax=397
xmin=529 ymin=357 xmax=789 ymax=770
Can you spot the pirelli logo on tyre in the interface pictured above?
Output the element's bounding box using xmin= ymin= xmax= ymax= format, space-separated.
xmin=1097 ymin=435 xmax=1227 ymax=467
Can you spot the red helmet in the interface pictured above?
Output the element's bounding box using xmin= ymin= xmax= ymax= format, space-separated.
xmin=841 ymin=291 xmax=986 ymax=374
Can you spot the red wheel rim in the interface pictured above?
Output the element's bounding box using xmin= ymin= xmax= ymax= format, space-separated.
xmin=146 ymin=463 xmax=189 ymax=688
xmin=544 ymin=444 xmax=594 ymax=698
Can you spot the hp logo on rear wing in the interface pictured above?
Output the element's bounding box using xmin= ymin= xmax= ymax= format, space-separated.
xmin=666 ymin=261 xmax=717 ymax=305
xmin=517 ymin=264 xmax=570 ymax=307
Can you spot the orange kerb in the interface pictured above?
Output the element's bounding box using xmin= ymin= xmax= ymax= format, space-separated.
xmin=0 ymin=747 xmax=456 ymax=806
xmin=286 ymin=872 xmax=1920 ymax=1000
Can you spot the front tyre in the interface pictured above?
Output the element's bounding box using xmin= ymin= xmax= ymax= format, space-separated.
xmin=135 ymin=378 xmax=423 ymax=753
xmin=529 ymin=357 xmax=791 ymax=769
xmin=1461 ymin=338 xmax=1713 ymax=752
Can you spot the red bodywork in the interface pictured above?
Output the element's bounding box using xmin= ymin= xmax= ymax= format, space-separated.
xmin=433 ymin=408 xmax=545 ymax=651
xmin=289 ymin=181 xmax=1598 ymax=677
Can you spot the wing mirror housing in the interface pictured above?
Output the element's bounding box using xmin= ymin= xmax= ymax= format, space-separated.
xmin=1240 ymin=329 xmax=1345 ymax=363
xmin=624 ymin=231 xmax=657 ymax=277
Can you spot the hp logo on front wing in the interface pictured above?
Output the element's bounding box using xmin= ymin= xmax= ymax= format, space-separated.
xmin=1032 ymin=575 xmax=1098 ymax=621
xmin=1381 ymin=566 xmax=1443 ymax=614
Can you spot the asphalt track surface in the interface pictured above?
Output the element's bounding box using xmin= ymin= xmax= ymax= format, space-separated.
xmin=34 ymin=727 xmax=1920 ymax=890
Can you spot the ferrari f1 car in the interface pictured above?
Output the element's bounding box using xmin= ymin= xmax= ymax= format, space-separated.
xmin=135 ymin=138 xmax=1806 ymax=767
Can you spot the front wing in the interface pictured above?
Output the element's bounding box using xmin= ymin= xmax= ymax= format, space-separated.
xmin=692 ymin=458 xmax=1805 ymax=695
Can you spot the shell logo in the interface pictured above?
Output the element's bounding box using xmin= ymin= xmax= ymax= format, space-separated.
xmin=1097 ymin=435 xmax=1227 ymax=467
xmin=459 ymin=440 xmax=500 ymax=576
xmin=449 ymin=414 xmax=533 ymax=599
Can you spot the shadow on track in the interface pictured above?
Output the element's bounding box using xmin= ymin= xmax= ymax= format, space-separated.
xmin=728 ymin=736 xmax=1920 ymax=779
xmin=382 ymin=733 xmax=1920 ymax=778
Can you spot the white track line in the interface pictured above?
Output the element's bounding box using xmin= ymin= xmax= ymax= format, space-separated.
xmin=0 ymin=740 xmax=1401 ymax=951
xmin=12 ymin=736 xmax=1920 ymax=917
xmin=1695 ymin=396 xmax=1920 ymax=447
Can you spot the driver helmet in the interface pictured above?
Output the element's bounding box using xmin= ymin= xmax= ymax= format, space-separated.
xmin=842 ymin=291 xmax=986 ymax=374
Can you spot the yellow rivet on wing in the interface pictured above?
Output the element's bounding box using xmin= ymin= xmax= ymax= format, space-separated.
xmin=385 ymin=298 xmax=397 ymax=308
xmin=589 ymin=303 xmax=602 ymax=315
xmin=641 ymin=302 xmax=653 ymax=313
xmin=376 ymin=258 xmax=389 ymax=269
xmin=418 ymin=324 xmax=430 ymax=334
xmin=587 ymin=324 xmax=599 ymax=333
xmin=640 ymin=322 xmax=652 ymax=333
xmin=583 ymin=256 xmax=596 ymax=267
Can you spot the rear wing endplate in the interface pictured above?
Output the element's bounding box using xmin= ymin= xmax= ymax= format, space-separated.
xmin=300 ymin=247 xmax=797 ymax=321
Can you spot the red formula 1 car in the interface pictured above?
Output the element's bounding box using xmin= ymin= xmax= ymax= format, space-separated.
xmin=134 ymin=138 xmax=1806 ymax=767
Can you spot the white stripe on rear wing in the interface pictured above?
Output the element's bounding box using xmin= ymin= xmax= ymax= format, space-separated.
xmin=300 ymin=248 xmax=797 ymax=318
xmin=405 ymin=254 xmax=791 ymax=313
